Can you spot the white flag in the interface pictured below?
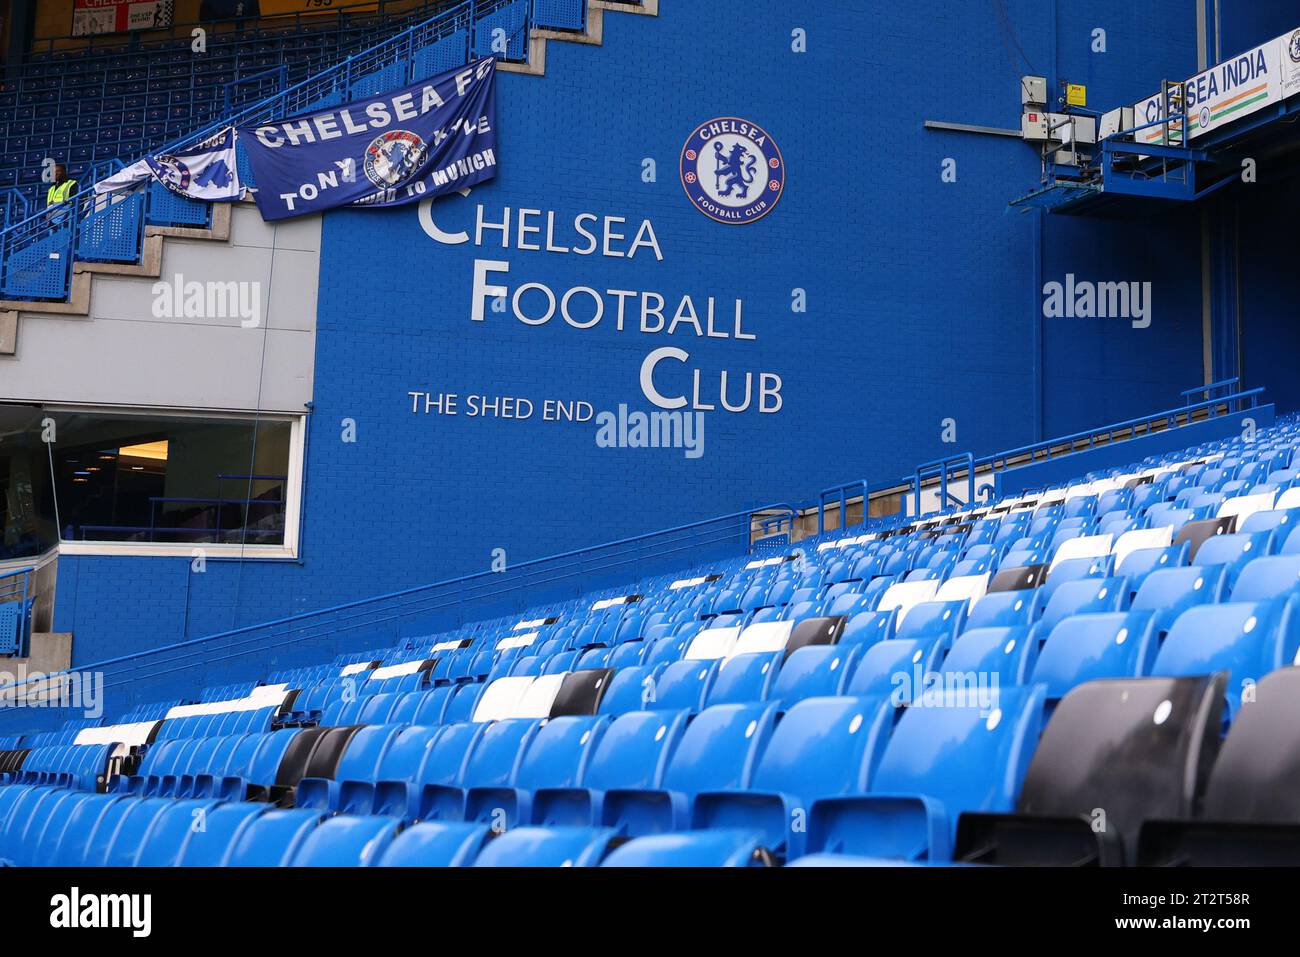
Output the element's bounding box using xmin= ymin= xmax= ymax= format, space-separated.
xmin=95 ymin=127 xmax=242 ymax=202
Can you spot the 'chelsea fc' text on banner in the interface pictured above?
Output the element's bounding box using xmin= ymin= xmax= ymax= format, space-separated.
xmin=237 ymin=58 xmax=498 ymax=221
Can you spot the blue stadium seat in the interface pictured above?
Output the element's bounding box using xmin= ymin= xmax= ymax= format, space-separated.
xmin=600 ymin=702 xmax=777 ymax=836
xmin=376 ymin=822 xmax=493 ymax=866
xmin=1033 ymin=576 xmax=1129 ymax=641
xmin=691 ymin=696 xmax=892 ymax=859
xmin=224 ymin=809 xmax=326 ymax=867
xmin=894 ymin=600 xmax=967 ymax=647
xmin=1231 ymin=555 xmax=1300 ymax=602
xmin=177 ymin=803 xmax=274 ymax=866
xmin=1130 ymin=565 xmax=1227 ymax=636
xmin=1153 ymin=598 xmax=1300 ymax=716
xmin=844 ymin=639 xmax=945 ymax=702
xmin=421 ymin=719 xmax=539 ymax=822
xmin=472 ymin=826 xmax=620 ymax=866
xmin=1030 ymin=610 xmax=1160 ymax=701
xmin=966 ymin=589 xmax=1040 ymax=629
xmin=289 ymin=815 xmax=401 ymax=866
xmin=940 ymin=626 xmax=1036 ymax=686
xmin=601 ymin=829 xmax=772 ymax=867
xmin=839 ymin=609 xmax=896 ymax=647
xmin=705 ymin=652 xmax=781 ymax=706
xmin=530 ymin=709 xmax=690 ymax=827
xmin=648 ymin=659 xmax=718 ymax=712
xmin=1116 ymin=543 xmax=1190 ymax=589
xmin=806 ymin=685 xmax=1047 ymax=861
xmin=1191 ymin=531 xmax=1272 ymax=588
xmin=766 ymin=645 xmax=861 ymax=707
xmin=462 ymin=715 xmax=609 ymax=828
xmin=599 ymin=665 xmax=664 ymax=715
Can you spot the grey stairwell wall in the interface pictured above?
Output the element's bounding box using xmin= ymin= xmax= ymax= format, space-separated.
xmin=0 ymin=204 xmax=321 ymax=414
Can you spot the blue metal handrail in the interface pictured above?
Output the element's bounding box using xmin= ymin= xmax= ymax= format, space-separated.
xmin=981 ymin=387 xmax=1263 ymax=472
xmin=0 ymin=500 xmax=789 ymax=716
xmin=817 ymin=479 xmax=867 ymax=535
xmin=912 ymin=453 xmax=974 ymax=516
xmin=815 ymin=383 xmax=1266 ymax=529
xmin=1181 ymin=377 xmax=1240 ymax=406
xmin=0 ymin=189 xmax=30 ymax=228
xmin=0 ymin=567 xmax=34 ymax=598
xmin=0 ymin=566 xmax=35 ymax=657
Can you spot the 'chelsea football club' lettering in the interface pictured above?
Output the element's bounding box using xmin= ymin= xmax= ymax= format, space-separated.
xmin=416 ymin=192 xmax=784 ymax=414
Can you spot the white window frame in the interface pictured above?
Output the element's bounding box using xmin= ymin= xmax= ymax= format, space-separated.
xmin=40 ymin=405 xmax=307 ymax=560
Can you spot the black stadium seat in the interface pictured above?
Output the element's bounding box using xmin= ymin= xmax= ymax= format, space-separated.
xmin=1138 ymin=667 xmax=1300 ymax=865
xmin=954 ymin=674 xmax=1227 ymax=865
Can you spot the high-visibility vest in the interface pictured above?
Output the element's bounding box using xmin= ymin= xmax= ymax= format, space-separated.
xmin=47 ymin=180 xmax=76 ymax=205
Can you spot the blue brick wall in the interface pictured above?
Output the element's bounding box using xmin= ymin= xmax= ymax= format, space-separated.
xmin=1219 ymin=0 xmax=1296 ymax=55
xmin=1215 ymin=3 xmax=1300 ymax=413
xmin=56 ymin=0 xmax=1207 ymax=671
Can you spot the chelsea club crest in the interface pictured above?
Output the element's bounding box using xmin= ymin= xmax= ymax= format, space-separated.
xmin=679 ymin=117 xmax=784 ymax=224
xmin=152 ymin=155 xmax=192 ymax=196
xmin=363 ymin=130 xmax=429 ymax=189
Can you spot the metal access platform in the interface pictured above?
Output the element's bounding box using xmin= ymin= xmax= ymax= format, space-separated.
xmin=1012 ymin=50 xmax=1300 ymax=216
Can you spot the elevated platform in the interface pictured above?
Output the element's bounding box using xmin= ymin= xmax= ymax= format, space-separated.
xmin=1013 ymin=35 xmax=1300 ymax=217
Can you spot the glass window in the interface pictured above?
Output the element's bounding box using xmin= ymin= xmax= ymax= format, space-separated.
xmin=0 ymin=405 xmax=300 ymax=552
xmin=0 ymin=406 xmax=59 ymax=561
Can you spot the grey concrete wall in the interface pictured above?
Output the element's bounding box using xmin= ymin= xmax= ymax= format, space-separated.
xmin=0 ymin=205 xmax=320 ymax=414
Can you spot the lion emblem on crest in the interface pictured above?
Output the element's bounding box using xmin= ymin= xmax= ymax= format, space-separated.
xmin=712 ymin=141 xmax=758 ymax=199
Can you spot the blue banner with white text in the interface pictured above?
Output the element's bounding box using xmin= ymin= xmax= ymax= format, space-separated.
xmin=237 ymin=58 xmax=498 ymax=221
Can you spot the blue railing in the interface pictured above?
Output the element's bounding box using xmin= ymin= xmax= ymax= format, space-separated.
xmin=912 ymin=453 xmax=975 ymax=516
xmin=0 ymin=501 xmax=791 ymax=721
xmin=981 ymin=385 xmax=1263 ymax=473
xmin=820 ymin=382 xmax=1265 ymax=530
xmin=0 ymin=567 xmax=35 ymax=658
xmin=0 ymin=0 xmax=541 ymax=301
xmin=817 ymin=480 xmax=867 ymax=535
xmin=0 ymin=381 xmax=1268 ymax=722
xmin=0 ymin=189 xmax=30 ymax=228
xmin=1181 ymin=376 xmax=1241 ymax=407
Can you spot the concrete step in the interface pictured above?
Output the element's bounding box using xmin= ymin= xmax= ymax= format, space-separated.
xmin=500 ymin=0 xmax=658 ymax=77
xmin=0 ymin=632 xmax=74 ymax=708
xmin=0 ymin=310 xmax=14 ymax=355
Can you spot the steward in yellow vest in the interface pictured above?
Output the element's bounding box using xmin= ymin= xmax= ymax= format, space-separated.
xmin=47 ymin=165 xmax=77 ymax=206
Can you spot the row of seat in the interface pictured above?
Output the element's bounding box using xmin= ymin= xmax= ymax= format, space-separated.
xmin=9 ymin=667 xmax=1300 ymax=865
xmin=7 ymin=418 xmax=1300 ymax=867
xmin=0 ymin=783 xmax=777 ymax=866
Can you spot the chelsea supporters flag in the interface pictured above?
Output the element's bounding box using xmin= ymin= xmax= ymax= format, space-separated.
xmin=236 ymin=58 xmax=499 ymax=221
xmin=95 ymin=127 xmax=242 ymax=201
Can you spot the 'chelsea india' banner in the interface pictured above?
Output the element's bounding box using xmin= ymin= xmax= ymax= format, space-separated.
xmin=238 ymin=58 xmax=498 ymax=222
